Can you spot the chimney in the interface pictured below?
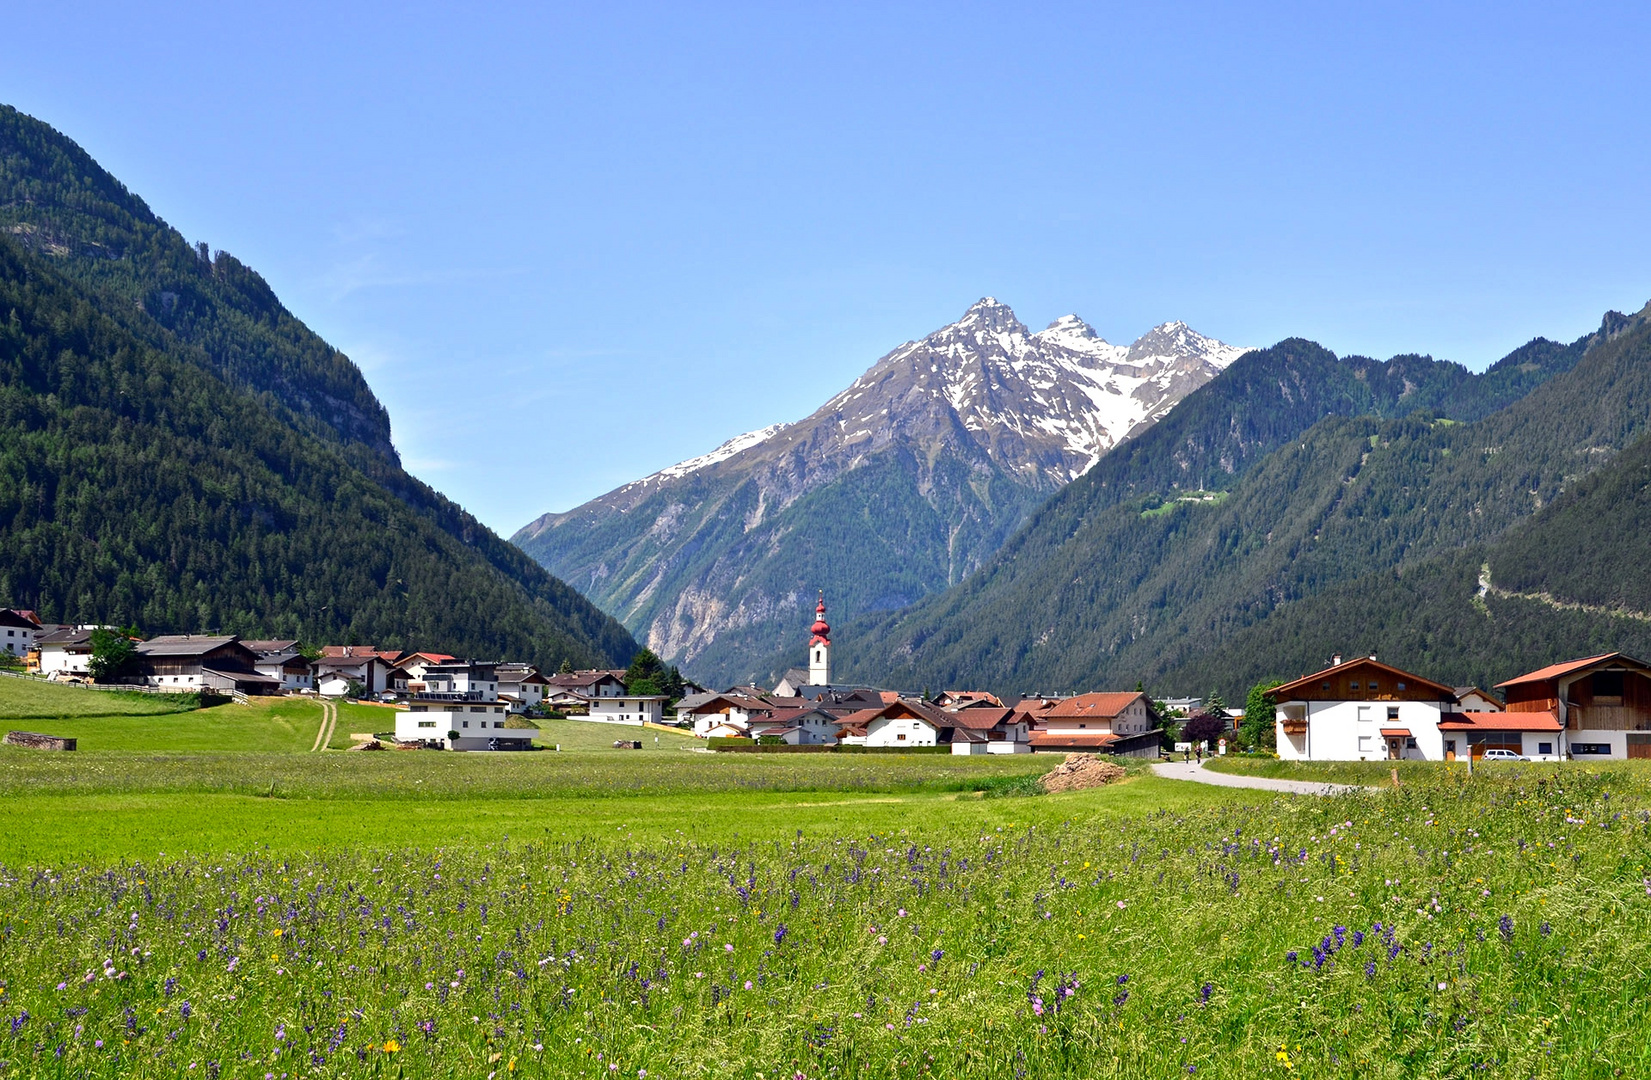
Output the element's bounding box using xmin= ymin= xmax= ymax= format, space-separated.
xmin=1332 ymin=654 xmax=1343 ymax=667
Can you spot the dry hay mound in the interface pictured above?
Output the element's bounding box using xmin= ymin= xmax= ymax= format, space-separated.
xmin=1040 ymin=754 xmax=1126 ymax=793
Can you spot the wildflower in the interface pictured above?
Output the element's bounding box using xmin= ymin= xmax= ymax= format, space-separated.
xmin=773 ymin=925 xmax=788 ymax=945
xmin=1498 ymin=914 xmax=1515 ymax=943
xmin=724 ymin=943 xmax=734 ymax=953
xmin=382 ymin=1039 xmax=400 ymax=1053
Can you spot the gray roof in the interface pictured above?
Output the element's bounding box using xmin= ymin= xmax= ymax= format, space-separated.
xmin=136 ymin=635 xmax=240 ymax=657
xmin=37 ymin=627 xmax=95 ymax=647
xmin=241 ymin=639 xmax=299 ymax=656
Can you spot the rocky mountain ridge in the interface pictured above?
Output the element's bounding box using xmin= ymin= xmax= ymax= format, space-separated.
xmin=514 ymin=299 xmax=1246 ymax=682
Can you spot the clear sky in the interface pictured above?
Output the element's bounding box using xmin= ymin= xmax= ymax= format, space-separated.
xmin=7 ymin=2 xmax=1650 ymax=532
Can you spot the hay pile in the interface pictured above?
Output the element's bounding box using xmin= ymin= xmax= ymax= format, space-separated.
xmin=1039 ymin=754 xmax=1127 ymax=793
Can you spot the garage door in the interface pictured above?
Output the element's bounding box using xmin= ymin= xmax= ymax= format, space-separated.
xmin=1627 ymin=733 xmax=1651 ymax=759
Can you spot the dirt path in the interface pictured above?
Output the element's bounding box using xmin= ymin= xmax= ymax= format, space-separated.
xmin=1151 ymin=758 xmax=1374 ymax=796
xmin=310 ymin=699 xmax=337 ymax=752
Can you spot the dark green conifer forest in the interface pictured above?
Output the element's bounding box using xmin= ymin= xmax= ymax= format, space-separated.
xmin=0 ymin=105 xmax=636 ymax=671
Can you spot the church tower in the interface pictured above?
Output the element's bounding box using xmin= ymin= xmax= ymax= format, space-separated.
xmin=808 ymin=592 xmax=831 ymax=686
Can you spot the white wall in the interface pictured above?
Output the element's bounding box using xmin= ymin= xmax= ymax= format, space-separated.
xmin=396 ymin=702 xmax=513 ymax=744
xmin=1275 ymin=700 xmax=1447 ymax=761
xmin=863 ymin=714 xmax=937 ymax=747
xmin=587 ymin=696 xmax=663 ymax=726
xmin=38 ymin=647 xmax=90 ymax=675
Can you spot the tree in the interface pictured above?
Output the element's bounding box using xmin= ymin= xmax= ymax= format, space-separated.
xmin=88 ymin=626 xmax=138 ymax=682
xmin=625 ymin=648 xmax=690 ymax=707
xmin=1241 ymin=679 xmax=1285 ymax=750
xmin=558 ymin=658 xmax=574 ymax=675
xmin=1204 ymin=689 xmax=1227 ymax=715
xmin=1182 ymin=711 xmax=1228 ymax=748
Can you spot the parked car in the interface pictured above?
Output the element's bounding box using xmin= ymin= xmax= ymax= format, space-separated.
xmin=1480 ymin=748 xmax=1529 ymax=762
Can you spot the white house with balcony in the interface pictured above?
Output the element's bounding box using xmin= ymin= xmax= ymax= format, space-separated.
xmin=395 ymin=661 xmax=533 ymax=750
xmin=1274 ymin=656 xmax=1459 ymax=762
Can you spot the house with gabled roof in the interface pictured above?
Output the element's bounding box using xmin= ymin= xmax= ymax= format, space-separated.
xmin=1273 ymin=655 xmax=1459 ymax=761
xmin=947 ymin=706 xmax=1032 ymax=755
xmin=242 ymin=640 xmax=313 ymax=692
xmin=1027 ymin=692 xmax=1159 ymax=756
xmin=134 ymin=635 xmax=279 ymax=694
xmin=752 ymin=706 xmax=841 ymax=745
xmin=678 ymin=691 xmax=774 ymax=737
xmin=0 ymin=608 xmax=41 ymax=659
xmin=1495 ymin=652 xmax=1651 ymax=760
xmin=834 ymin=698 xmax=957 ymax=747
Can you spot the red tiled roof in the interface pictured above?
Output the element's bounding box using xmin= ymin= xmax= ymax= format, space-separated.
xmin=1028 ymin=730 xmax=1121 ymax=749
xmin=1044 ymin=692 xmax=1143 ymax=720
xmin=1495 ymin=653 xmax=1648 ymax=688
xmin=948 ymin=706 xmax=1015 ymax=731
xmin=1437 ymin=710 xmax=1562 ymax=732
xmin=1379 ymin=727 xmax=1411 ymax=738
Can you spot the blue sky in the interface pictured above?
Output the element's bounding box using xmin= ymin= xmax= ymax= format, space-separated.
xmin=7 ymin=2 xmax=1650 ymax=531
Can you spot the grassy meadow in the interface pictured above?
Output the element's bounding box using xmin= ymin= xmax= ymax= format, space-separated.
xmin=1 ymin=699 xmax=1650 ymax=1076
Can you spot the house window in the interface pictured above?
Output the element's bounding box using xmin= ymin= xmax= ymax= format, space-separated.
xmin=1405 ymin=738 xmax=1418 ymax=750
xmin=1396 ymin=682 xmax=1406 ymax=691
xmin=897 ymin=733 xmax=907 ymax=741
xmin=1593 ymin=672 xmax=1624 ymax=703
xmin=1572 ymin=743 xmax=1611 ymax=755
xmin=1445 ymin=739 xmax=1456 ymax=754
xmin=1538 ymin=742 xmax=1553 ymax=755
xmin=462 ymin=721 xmax=470 ymax=728
xmin=1357 ymin=735 xmax=1372 ymax=753
xmin=417 ymin=721 xmax=435 ymax=729
xmin=1387 ymin=707 xmax=1400 ymax=721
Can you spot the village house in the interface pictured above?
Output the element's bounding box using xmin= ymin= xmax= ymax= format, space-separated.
xmin=396 ymin=652 xmax=455 ymax=681
xmin=1028 ymin=692 xmax=1159 ymax=756
xmin=932 ymin=690 xmax=1004 ymax=710
xmin=133 ymin=635 xmax=279 ymax=694
xmin=677 ymin=691 xmax=775 ymax=736
xmin=1454 ymin=686 xmax=1504 ymax=712
xmin=584 ymin=691 xmax=668 ymax=727
xmin=1273 ymin=656 xmax=1460 ymax=762
xmin=395 ymin=661 xmax=529 ymax=750
xmin=34 ymin=626 xmax=96 ymax=677
xmin=545 ymin=670 xmax=627 ymax=709
xmin=835 ymin=698 xmax=956 ymax=747
xmin=1492 ymin=652 xmax=1651 ymax=760
xmin=313 ymin=645 xmax=398 ymax=696
xmin=495 ymin=663 xmax=550 ymax=713
xmin=751 ymin=706 xmax=841 ymax=745
xmin=241 ymin=639 xmax=314 ymax=692
xmin=0 ymin=609 xmax=41 ymax=659
xmin=947 ymin=705 xmax=1033 ymax=754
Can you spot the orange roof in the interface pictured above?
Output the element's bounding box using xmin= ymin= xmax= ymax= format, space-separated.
xmin=1271 ymin=656 xmax=1454 ymax=700
xmin=1044 ymin=692 xmax=1143 ymax=720
xmin=1379 ymin=727 xmax=1411 ymax=737
xmin=1437 ymin=710 xmax=1562 ymax=732
xmin=948 ymin=706 xmax=1016 ymax=731
xmin=1496 ymin=653 xmax=1647 ymax=688
xmin=1028 ymin=730 xmax=1121 ymax=749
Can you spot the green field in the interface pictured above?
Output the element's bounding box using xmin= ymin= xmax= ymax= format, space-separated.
xmin=0 ymin=676 xmax=197 ymax=719
xmin=3 ymin=722 xmax=1650 ymax=1076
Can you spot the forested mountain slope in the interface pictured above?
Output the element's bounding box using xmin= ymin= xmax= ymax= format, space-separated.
xmin=1165 ymin=420 xmax=1651 ymax=697
xmin=830 ymin=314 xmax=1641 ymax=696
xmin=0 ymin=105 xmax=636 ymax=669
xmin=516 ymin=298 xmax=1247 ymax=685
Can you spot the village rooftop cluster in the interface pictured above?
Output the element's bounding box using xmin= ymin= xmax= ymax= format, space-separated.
xmin=5 ymin=599 xmax=1645 ymax=762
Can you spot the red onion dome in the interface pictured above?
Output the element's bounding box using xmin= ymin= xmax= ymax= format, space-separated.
xmin=810 ymin=596 xmax=830 ymax=643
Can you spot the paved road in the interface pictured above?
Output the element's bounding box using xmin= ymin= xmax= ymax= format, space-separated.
xmin=1151 ymin=758 xmax=1375 ymax=797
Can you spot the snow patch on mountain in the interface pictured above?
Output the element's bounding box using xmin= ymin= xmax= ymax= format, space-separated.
xmin=631 ymin=423 xmax=789 ymax=487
